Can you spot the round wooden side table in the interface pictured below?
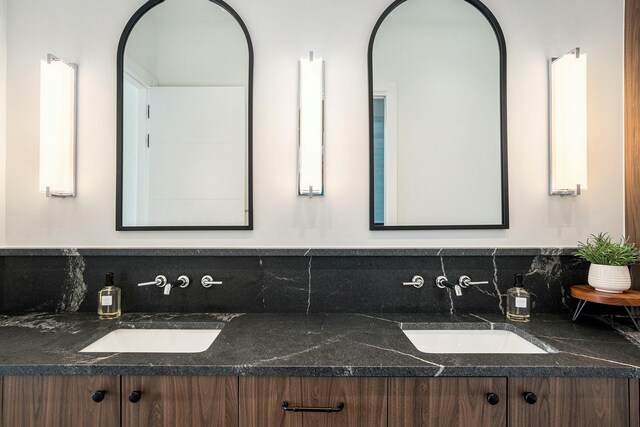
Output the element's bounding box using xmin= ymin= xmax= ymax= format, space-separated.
xmin=570 ymin=285 xmax=640 ymax=331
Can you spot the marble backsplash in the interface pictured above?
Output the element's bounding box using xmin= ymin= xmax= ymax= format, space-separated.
xmin=0 ymin=248 xmax=588 ymax=315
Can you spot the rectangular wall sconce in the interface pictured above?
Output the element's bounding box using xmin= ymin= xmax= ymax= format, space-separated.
xmin=39 ymin=54 xmax=77 ymax=198
xmin=549 ymin=47 xmax=587 ymax=196
xmin=298 ymin=52 xmax=325 ymax=196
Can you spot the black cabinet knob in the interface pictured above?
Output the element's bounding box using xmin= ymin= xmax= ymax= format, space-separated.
xmin=128 ymin=391 xmax=142 ymax=403
xmin=523 ymin=392 xmax=537 ymax=404
xmin=91 ymin=390 xmax=106 ymax=403
xmin=486 ymin=393 xmax=500 ymax=405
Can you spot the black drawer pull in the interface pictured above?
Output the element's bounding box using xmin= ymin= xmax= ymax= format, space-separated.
xmin=523 ymin=392 xmax=537 ymax=404
xmin=128 ymin=391 xmax=142 ymax=403
xmin=282 ymin=401 xmax=345 ymax=413
xmin=91 ymin=390 xmax=106 ymax=403
xmin=486 ymin=393 xmax=500 ymax=405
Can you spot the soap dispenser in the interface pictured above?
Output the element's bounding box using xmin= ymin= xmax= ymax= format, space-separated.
xmin=98 ymin=272 xmax=121 ymax=319
xmin=506 ymin=274 xmax=530 ymax=322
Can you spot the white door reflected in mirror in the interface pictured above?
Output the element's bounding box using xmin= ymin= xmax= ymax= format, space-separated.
xmin=119 ymin=0 xmax=252 ymax=229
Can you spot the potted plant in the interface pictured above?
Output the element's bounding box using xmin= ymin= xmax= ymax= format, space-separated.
xmin=575 ymin=233 xmax=640 ymax=293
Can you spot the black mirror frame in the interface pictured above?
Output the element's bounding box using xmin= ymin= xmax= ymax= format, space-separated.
xmin=115 ymin=0 xmax=254 ymax=231
xmin=368 ymin=0 xmax=509 ymax=230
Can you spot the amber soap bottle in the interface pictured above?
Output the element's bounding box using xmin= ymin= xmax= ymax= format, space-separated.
xmin=98 ymin=272 xmax=121 ymax=319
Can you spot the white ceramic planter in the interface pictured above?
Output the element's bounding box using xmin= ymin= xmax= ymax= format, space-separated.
xmin=588 ymin=264 xmax=631 ymax=293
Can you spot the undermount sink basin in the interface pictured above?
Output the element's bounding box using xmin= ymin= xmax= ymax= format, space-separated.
xmin=80 ymin=325 xmax=222 ymax=353
xmin=401 ymin=323 xmax=554 ymax=354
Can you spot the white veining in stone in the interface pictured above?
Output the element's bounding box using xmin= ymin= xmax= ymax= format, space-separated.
xmin=491 ymin=248 xmax=505 ymax=314
xmin=306 ymin=255 xmax=312 ymax=314
xmin=78 ymin=353 xmax=122 ymax=364
xmin=439 ymin=256 xmax=455 ymax=314
xmin=208 ymin=313 xmax=245 ymax=322
xmin=560 ymin=289 xmax=568 ymax=308
xmin=446 ymin=288 xmax=454 ymax=315
xmin=266 ymin=273 xmax=296 ymax=282
xmin=469 ymin=313 xmax=495 ymax=330
xmin=526 ymin=255 xmax=562 ymax=285
xmin=0 ymin=313 xmax=80 ymax=333
xmin=540 ymin=248 xmax=566 ymax=256
xmin=607 ymin=316 xmax=640 ymax=347
xmin=251 ymin=337 xmax=341 ymax=365
xmin=538 ymin=334 xmax=620 ymax=344
xmin=355 ymin=314 xmax=399 ymax=324
xmin=57 ymin=249 xmax=87 ymax=313
xmin=351 ymin=340 xmax=445 ymax=374
xmin=562 ymin=351 xmax=640 ymax=369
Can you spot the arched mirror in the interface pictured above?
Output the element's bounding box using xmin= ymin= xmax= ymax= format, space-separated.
xmin=369 ymin=0 xmax=508 ymax=230
xmin=116 ymin=0 xmax=253 ymax=230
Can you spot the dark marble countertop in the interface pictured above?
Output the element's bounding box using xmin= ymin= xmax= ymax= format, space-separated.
xmin=0 ymin=312 xmax=638 ymax=377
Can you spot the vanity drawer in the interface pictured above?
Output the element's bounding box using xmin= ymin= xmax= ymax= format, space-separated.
xmin=2 ymin=375 xmax=120 ymax=427
xmin=239 ymin=377 xmax=387 ymax=427
xmin=122 ymin=376 xmax=237 ymax=427
xmin=389 ymin=377 xmax=507 ymax=427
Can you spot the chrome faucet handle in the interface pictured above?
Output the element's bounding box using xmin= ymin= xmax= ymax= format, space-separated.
xmin=458 ymin=275 xmax=490 ymax=288
xmin=164 ymin=275 xmax=190 ymax=296
xmin=201 ymin=275 xmax=223 ymax=288
xmin=403 ymin=275 xmax=424 ymax=289
xmin=138 ymin=275 xmax=167 ymax=287
xmin=436 ymin=276 xmax=463 ymax=297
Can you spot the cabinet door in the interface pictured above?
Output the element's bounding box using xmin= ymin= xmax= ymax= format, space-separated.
xmin=509 ymin=377 xmax=629 ymax=427
xmin=239 ymin=377 xmax=387 ymax=427
xmin=631 ymin=379 xmax=639 ymax=427
xmin=389 ymin=377 xmax=506 ymax=427
xmin=122 ymin=376 xmax=238 ymax=427
xmin=2 ymin=375 xmax=119 ymax=427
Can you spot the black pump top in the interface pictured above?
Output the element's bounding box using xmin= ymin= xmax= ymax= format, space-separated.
xmin=105 ymin=272 xmax=115 ymax=286
xmin=514 ymin=273 xmax=524 ymax=287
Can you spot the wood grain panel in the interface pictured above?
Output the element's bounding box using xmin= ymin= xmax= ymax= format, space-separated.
xmin=122 ymin=376 xmax=238 ymax=427
xmin=631 ymin=379 xmax=639 ymax=427
xmin=388 ymin=377 xmax=506 ymax=427
xmin=509 ymin=377 xmax=629 ymax=427
xmin=626 ymin=0 xmax=640 ymax=289
xmin=2 ymin=376 xmax=119 ymax=427
xmin=239 ymin=377 xmax=387 ymax=427
xmin=239 ymin=377 xmax=302 ymax=427
xmin=301 ymin=377 xmax=387 ymax=427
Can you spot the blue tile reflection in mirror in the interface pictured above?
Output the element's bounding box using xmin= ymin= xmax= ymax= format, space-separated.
xmin=368 ymin=0 xmax=509 ymax=230
xmin=373 ymin=97 xmax=385 ymax=226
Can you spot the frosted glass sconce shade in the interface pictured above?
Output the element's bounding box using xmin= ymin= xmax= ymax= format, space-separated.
xmin=549 ymin=48 xmax=587 ymax=196
xmin=40 ymin=54 xmax=77 ymax=197
xmin=298 ymin=53 xmax=324 ymax=196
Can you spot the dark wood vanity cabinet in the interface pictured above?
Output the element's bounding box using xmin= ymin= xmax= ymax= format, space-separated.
xmin=122 ymin=376 xmax=238 ymax=427
xmin=389 ymin=377 xmax=507 ymax=427
xmin=508 ymin=377 xmax=630 ymax=427
xmin=1 ymin=376 xmax=120 ymax=427
xmin=239 ymin=377 xmax=388 ymax=427
xmin=389 ymin=377 xmax=634 ymax=427
xmin=0 ymin=375 xmax=637 ymax=426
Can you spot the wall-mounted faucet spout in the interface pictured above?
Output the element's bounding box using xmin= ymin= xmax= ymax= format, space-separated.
xmin=164 ymin=275 xmax=190 ymax=296
xmin=435 ymin=276 xmax=462 ymax=296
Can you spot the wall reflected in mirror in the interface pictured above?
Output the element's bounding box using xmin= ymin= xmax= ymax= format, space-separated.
xmin=118 ymin=0 xmax=252 ymax=230
xmin=370 ymin=0 xmax=508 ymax=229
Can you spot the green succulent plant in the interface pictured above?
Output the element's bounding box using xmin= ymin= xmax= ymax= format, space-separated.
xmin=575 ymin=233 xmax=640 ymax=266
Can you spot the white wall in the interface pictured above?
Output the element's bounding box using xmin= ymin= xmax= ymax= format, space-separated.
xmin=0 ymin=0 xmax=6 ymax=247
xmin=2 ymin=0 xmax=624 ymax=248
